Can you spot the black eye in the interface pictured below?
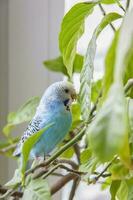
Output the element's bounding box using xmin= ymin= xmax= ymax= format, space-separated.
xmin=65 ymin=89 xmax=69 ymax=93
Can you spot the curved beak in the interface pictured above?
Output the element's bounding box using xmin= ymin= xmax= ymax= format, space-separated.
xmin=71 ymin=92 xmax=77 ymax=101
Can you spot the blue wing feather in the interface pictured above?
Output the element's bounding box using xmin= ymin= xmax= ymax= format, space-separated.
xmin=13 ymin=101 xmax=72 ymax=158
xmin=30 ymin=105 xmax=72 ymax=158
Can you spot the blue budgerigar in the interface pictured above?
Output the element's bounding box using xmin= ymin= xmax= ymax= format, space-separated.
xmin=13 ymin=81 xmax=76 ymax=159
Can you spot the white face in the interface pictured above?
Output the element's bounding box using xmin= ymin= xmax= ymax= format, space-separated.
xmin=56 ymin=82 xmax=77 ymax=105
xmin=41 ymin=81 xmax=77 ymax=107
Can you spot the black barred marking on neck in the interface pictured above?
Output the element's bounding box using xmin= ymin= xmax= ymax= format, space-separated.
xmin=63 ymin=99 xmax=70 ymax=111
xmin=66 ymin=105 xmax=70 ymax=111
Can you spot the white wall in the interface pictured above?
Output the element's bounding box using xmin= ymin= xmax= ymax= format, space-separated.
xmin=8 ymin=0 xmax=63 ymax=112
xmin=0 ymin=0 xmax=8 ymax=183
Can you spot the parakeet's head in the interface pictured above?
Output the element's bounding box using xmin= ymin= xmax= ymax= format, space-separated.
xmin=41 ymin=81 xmax=76 ymax=108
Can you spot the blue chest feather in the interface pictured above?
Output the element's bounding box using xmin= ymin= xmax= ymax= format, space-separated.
xmin=30 ymin=102 xmax=72 ymax=158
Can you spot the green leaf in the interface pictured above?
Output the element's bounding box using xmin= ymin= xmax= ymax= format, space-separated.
xmin=128 ymin=99 xmax=133 ymax=135
xmin=123 ymin=39 xmax=133 ymax=85
xmin=73 ymin=53 xmax=84 ymax=73
xmin=80 ymin=12 xmax=122 ymax=121
xmin=21 ymin=124 xmax=53 ymax=180
xmin=0 ymin=140 xmax=14 ymax=149
xmin=0 ymin=138 xmax=19 ymax=156
xmin=5 ymin=169 xmax=21 ymax=188
xmin=126 ymin=179 xmax=133 ymax=200
xmin=102 ymin=30 xmax=119 ymax=99
xmin=43 ymin=54 xmax=83 ymax=76
xmin=71 ymin=102 xmax=82 ymax=129
xmin=114 ymin=9 xmax=133 ymax=83
xmin=44 ymin=56 xmax=68 ymax=75
xmin=101 ymin=177 xmax=112 ymax=190
xmin=80 ymin=148 xmax=92 ymax=164
xmin=3 ymin=97 xmax=40 ymax=136
xmin=91 ymin=79 xmax=102 ymax=102
xmin=128 ymin=99 xmax=133 ymax=154
xmin=110 ymin=180 xmax=121 ymax=200
xmin=117 ymin=179 xmax=133 ymax=200
xmin=117 ymin=181 xmax=128 ymax=200
xmin=103 ymin=13 xmax=133 ymax=99
xmin=59 ymin=2 xmax=98 ymax=77
xmin=110 ymin=161 xmax=129 ymax=180
xmin=22 ymin=178 xmax=51 ymax=200
xmin=88 ymin=83 xmax=128 ymax=162
xmin=60 ymin=147 xmax=74 ymax=159
xmin=79 ymin=156 xmax=99 ymax=173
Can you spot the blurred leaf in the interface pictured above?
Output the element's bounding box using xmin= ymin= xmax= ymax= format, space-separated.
xmin=103 ymin=32 xmax=133 ymax=99
xmin=22 ymin=178 xmax=51 ymax=200
xmin=88 ymin=83 xmax=128 ymax=162
xmin=128 ymin=99 xmax=133 ymax=135
xmin=88 ymin=11 xmax=133 ymax=163
xmin=3 ymin=97 xmax=40 ymax=137
xmin=0 ymin=140 xmax=13 ymax=149
xmin=110 ymin=180 xmax=121 ymax=200
xmin=44 ymin=54 xmax=83 ymax=76
xmin=3 ymin=124 xmax=14 ymax=138
xmin=103 ymin=10 xmax=133 ymax=99
xmin=117 ymin=181 xmax=128 ymax=200
xmin=91 ymin=79 xmax=102 ymax=102
xmin=60 ymin=147 xmax=74 ymax=159
xmin=114 ymin=9 xmax=133 ymax=83
xmin=0 ymin=138 xmax=19 ymax=157
xmin=79 ymin=156 xmax=99 ymax=173
xmin=126 ymin=179 xmax=133 ymax=200
xmin=59 ymin=2 xmax=98 ymax=77
xmin=71 ymin=102 xmax=81 ymax=129
xmin=102 ymin=30 xmax=119 ymax=99
xmin=44 ymin=56 xmax=68 ymax=75
xmin=128 ymin=99 xmax=133 ymax=155
xmin=80 ymin=12 xmax=121 ymax=121
xmin=126 ymin=84 xmax=133 ymax=99
xmin=101 ymin=177 xmax=112 ymax=190
xmin=8 ymin=97 xmax=40 ymax=124
xmin=21 ymin=124 xmax=53 ymax=181
xmin=73 ymin=53 xmax=84 ymax=73
xmin=80 ymin=148 xmax=92 ymax=164
xmin=123 ymin=39 xmax=133 ymax=86
xmin=110 ymin=161 xmax=129 ymax=180
xmin=5 ymin=169 xmax=21 ymax=188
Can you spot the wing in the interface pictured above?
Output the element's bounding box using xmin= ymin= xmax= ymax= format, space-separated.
xmin=21 ymin=117 xmax=42 ymax=143
xmin=13 ymin=116 xmax=42 ymax=157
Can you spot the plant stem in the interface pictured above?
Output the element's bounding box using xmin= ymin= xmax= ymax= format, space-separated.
xmin=70 ymin=131 xmax=81 ymax=164
xmin=69 ymin=178 xmax=80 ymax=200
xmin=42 ymin=164 xmax=61 ymax=179
xmin=89 ymin=89 xmax=102 ymax=118
xmin=90 ymin=156 xmax=117 ymax=184
xmin=126 ymin=0 xmax=131 ymax=10
xmin=33 ymin=159 xmax=79 ymax=179
xmin=50 ymin=173 xmax=78 ymax=195
xmin=41 ymin=163 xmax=82 ymax=180
xmin=115 ymin=0 xmax=126 ymax=13
xmin=0 ymin=187 xmax=23 ymax=198
xmin=98 ymin=3 xmax=116 ymax=32
xmin=52 ymin=172 xmax=64 ymax=177
xmin=58 ymin=159 xmax=78 ymax=169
